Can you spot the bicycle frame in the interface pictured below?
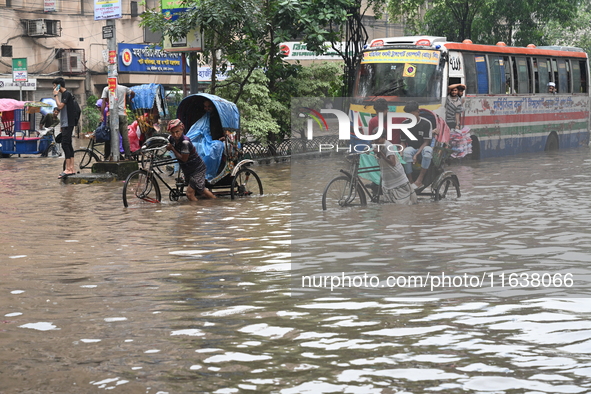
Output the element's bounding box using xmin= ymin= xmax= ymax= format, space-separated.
xmin=340 ymin=153 xmax=381 ymax=204
xmin=138 ymin=146 xmax=184 ymax=200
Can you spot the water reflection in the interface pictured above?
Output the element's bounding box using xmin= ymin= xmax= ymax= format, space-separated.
xmin=1 ymin=148 xmax=591 ymax=392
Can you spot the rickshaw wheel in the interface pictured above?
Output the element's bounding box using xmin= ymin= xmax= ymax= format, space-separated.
xmin=230 ymin=168 xmax=263 ymax=199
xmin=169 ymin=189 xmax=182 ymax=201
xmin=123 ymin=169 xmax=162 ymax=207
xmin=322 ymin=175 xmax=367 ymax=210
xmin=432 ymin=175 xmax=461 ymax=201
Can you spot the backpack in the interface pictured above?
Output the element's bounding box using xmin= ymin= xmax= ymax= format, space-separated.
xmin=71 ymin=94 xmax=81 ymax=126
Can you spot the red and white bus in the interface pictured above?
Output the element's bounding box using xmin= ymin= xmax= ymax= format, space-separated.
xmin=351 ymin=36 xmax=590 ymax=159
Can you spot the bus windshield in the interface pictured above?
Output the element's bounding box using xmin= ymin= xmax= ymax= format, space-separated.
xmin=354 ymin=62 xmax=442 ymax=99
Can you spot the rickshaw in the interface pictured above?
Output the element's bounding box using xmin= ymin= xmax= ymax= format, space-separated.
xmin=176 ymin=93 xmax=263 ymax=197
xmin=129 ymin=83 xmax=168 ymax=150
xmin=0 ymin=99 xmax=55 ymax=157
xmin=122 ymin=93 xmax=263 ymax=207
xmin=321 ymin=108 xmax=460 ymax=210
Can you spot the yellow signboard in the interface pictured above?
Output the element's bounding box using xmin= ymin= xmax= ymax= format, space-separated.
xmin=362 ymin=49 xmax=440 ymax=65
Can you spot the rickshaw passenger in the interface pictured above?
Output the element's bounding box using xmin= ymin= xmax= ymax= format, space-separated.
xmin=166 ymin=119 xmax=216 ymax=201
xmin=401 ymin=101 xmax=433 ymax=189
xmin=186 ymin=99 xmax=225 ymax=180
xmin=205 ymin=99 xmax=225 ymax=141
xmin=374 ymin=134 xmax=417 ymax=205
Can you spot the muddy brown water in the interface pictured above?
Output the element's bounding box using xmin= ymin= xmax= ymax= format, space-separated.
xmin=2 ymin=143 xmax=591 ymax=393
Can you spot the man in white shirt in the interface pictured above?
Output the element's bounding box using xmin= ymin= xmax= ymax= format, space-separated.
xmin=374 ymin=134 xmax=417 ymax=205
xmin=100 ymin=84 xmax=135 ymax=160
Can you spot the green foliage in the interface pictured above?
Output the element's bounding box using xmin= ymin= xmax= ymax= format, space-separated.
xmin=214 ymin=62 xmax=343 ymax=142
xmin=166 ymin=87 xmax=184 ymax=120
xmin=542 ymin=1 xmax=591 ymax=56
xmin=215 ymin=69 xmax=282 ymax=143
xmin=81 ymin=94 xmax=100 ymax=134
xmin=389 ymin=0 xmax=579 ymax=46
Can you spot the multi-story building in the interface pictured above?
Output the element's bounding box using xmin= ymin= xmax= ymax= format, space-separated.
xmin=0 ymin=0 xmax=185 ymax=105
xmin=0 ymin=0 xmax=403 ymax=108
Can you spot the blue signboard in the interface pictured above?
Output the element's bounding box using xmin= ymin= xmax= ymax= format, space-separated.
xmin=118 ymin=43 xmax=183 ymax=74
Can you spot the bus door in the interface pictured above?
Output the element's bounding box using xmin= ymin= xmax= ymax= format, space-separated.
xmin=447 ymin=51 xmax=465 ymax=88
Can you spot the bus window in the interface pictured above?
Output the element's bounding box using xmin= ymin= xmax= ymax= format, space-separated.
xmin=513 ymin=56 xmax=530 ymax=94
xmin=557 ymin=59 xmax=568 ymax=93
xmin=571 ymin=60 xmax=581 ymax=93
xmin=533 ymin=58 xmax=540 ymax=93
xmin=474 ymin=55 xmax=488 ymax=94
xmin=488 ymin=55 xmax=505 ymax=94
xmin=354 ymin=62 xmax=441 ymax=99
xmin=536 ymin=58 xmax=550 ymax=93
xmin=565 ymin=60 xmax=572 ymax=93
xmin=551 ymin=59 xmax=559 ymax=89
xmin=504 ymin=56 xmax=512 ymax=93
xmin=464 ymin=54 xmax=478 ymax=94
xmin=579 ymin=60 xmax=589 ymax=93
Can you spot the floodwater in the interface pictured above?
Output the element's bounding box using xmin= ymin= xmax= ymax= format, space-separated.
xmin=2 ymin=142 xmax=591 ymax=393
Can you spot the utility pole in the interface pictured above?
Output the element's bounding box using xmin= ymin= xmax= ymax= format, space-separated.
xmin=106 ymin=19 xmax=120 ymax=161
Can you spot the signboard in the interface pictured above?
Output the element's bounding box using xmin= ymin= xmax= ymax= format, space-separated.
xmin=161 ymin=0 xmax=187 ymax=21
xmin=279 ymin=42 xmax=353 ymax=60
xmin=163 ymin=29 xmax=202 ymax=52
xmin=118 ymin=43 xmax=183 ymax=74
xmin=12 ymin=58 xmax=28 ymax=82
xmin=102 ymin=25 xmax=114 ymax=39
xmin=0 ymin=79 xmax=37 ymax=91
xmin=44 ymin=0 xmax=57 ymax=12
xmin=362 ymin=49 xmax=441 ymax=65
xmin=117 ymin=43 xmax=229 ymax=79
xmin=196 ymin=66 xmax=229 ymax=82
xmin=94 ymin=0 xmax=122 ymax=20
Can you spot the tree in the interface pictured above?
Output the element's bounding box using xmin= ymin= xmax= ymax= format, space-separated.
xmin=542 ymin=1 xmax=591 ymax=55
xmin=388 ymin=0 xmax=579 ymax=46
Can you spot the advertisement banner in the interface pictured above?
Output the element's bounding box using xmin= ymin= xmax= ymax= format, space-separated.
xmin=44 ymin=0 xmax=57 ymax=12
xmin=94 ymin=0 xmax=122 ymax=20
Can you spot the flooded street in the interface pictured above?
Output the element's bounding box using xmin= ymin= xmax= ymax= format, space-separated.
xmin=2 ymin=143 xmax=591 ymax=393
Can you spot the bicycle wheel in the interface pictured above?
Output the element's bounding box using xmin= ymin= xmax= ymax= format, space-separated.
xmin=63 ymin=149 xmax=99 ymax=172
xmin=432 ymin=175 xmax=461 ymax=201
xmin=122 ymin=169 xmax=162 ymax=207
xmin=322 ymin=175 xmax=367 ymax=210
xmin=230 ymin=167 xmax=263 ymax=199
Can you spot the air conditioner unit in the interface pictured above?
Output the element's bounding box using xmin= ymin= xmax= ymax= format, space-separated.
xmin=60 ymin=52 xmax=84 ymax=73
xmin=25 ymin=19 xmax=61 ymax=37
xmin=27 ymin=20 xmax=46 ymax=36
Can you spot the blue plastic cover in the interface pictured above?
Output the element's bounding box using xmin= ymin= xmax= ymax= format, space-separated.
xmin=186 ymin=113 xmax=224 ymax=181
xmin=177 ymin=93 xmax=240 ymax=181
xmin=176 ymin=93 xmax=240 ymax=131
xmin=130 ymin=83 xmax=168 ymax=117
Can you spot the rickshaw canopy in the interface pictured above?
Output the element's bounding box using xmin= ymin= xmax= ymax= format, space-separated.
xmin=177 ymin=93 xmax=240 ymax=131
xmin=0 ymin=98 xmax=26 ymax=112
xmin=130 ymin=83 xmax=168 ymax=118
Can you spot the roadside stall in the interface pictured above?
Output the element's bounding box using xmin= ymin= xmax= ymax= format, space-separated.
xmin=0 ymin=99 xmax=53 ymax=156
